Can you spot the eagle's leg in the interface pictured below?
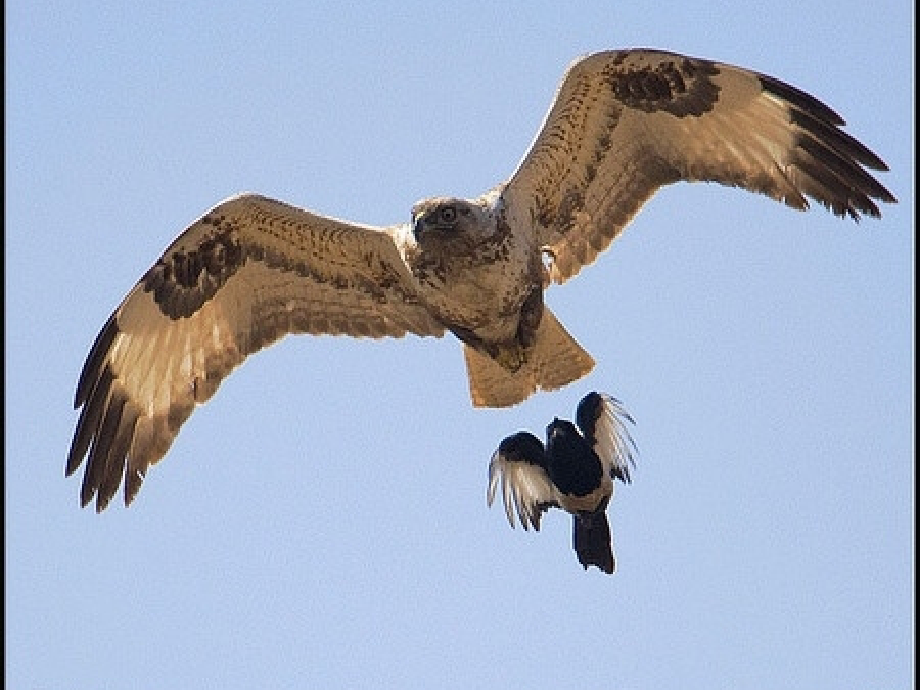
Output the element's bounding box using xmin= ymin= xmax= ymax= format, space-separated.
xmin=448 ymin=325 xmax=525 ymax=371
xmin=516 ymin=285 xmax=544 ymax=349
xmin=448 ymin=287 xmax=544 ymax=373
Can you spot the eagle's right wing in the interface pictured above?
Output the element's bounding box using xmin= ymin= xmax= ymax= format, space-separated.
xmin=503 ymin=49 xmax=896 ymax=284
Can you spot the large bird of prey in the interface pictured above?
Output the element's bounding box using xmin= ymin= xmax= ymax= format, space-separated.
xmin=67 ymin=48 xmax=895 ymax=511
xmin=488 ymin=392 xmax=637 ymax=574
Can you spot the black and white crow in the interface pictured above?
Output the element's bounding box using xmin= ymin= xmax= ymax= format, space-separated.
xmin=487 ymin=392 xmax=637 ymax=574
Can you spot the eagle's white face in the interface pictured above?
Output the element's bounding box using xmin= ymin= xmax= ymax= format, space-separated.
xmin=410 ymin=196 xmax=499 ymax=249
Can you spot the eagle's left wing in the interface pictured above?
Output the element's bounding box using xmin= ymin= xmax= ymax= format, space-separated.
xmin=502 ymin=49 xmax=896 ymax=283
xmin=575 ymin=392 xmax=637 ymax=484
xmin=67 ymin=193 xmax=444 ymax=511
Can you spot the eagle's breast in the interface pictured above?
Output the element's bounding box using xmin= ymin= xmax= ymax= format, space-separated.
xmin=405 ymin=198 xmax=538 ymax=336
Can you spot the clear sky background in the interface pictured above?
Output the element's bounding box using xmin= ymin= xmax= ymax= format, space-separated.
xmin=6 ymin=2 xmax=914 ymax=688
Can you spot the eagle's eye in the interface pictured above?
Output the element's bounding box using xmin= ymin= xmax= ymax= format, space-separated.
xmin=438 ymin=205 xmax=458 ymax=225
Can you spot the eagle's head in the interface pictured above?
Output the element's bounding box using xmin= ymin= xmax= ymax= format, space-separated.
xmin=410 ymin=196 xmax=498 ymax=249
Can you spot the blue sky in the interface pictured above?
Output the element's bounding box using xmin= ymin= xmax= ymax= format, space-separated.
xmin=6 ymin=2 xmax=913 ymax=688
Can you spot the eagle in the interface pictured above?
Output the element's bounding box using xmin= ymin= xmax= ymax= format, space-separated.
xmin=66 ymin=48 xmax=896 ymax=511
xmin=488 ymin=392 xmax=637 ymax=574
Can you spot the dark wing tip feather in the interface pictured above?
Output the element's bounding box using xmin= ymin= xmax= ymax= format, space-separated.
xmin=78 ymin=387 xmax=126 ymax=509
xmin=94 ymin=400 xmax=138 ymax=512
xmin=759 ymin=73 xmax=846 ymax=128
xmin=66 ymin=365 xmax=114 ymax=478
xmin=74 ymin=313 xmax=118 ymax=409
xmin=759 ymin=74 xmax=897 ymax=219
xmin=67 ymin=312 xmax=144 ymax=511
xmin=125 ymin=467 xmax=146 ymax=507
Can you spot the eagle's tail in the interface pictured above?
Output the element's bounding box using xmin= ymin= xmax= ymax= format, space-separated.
xmin=573 ymin=499 xmax=615 ymax=574
xmin=463 ymin=307 xmax=594 ymax=407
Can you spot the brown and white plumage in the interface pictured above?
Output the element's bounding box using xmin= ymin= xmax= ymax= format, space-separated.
xmin=67 ymin=48 xmax=895 ymax=510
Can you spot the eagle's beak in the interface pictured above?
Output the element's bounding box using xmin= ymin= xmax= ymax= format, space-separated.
xmin=411 ymin=214 xmax=428 ymax=240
